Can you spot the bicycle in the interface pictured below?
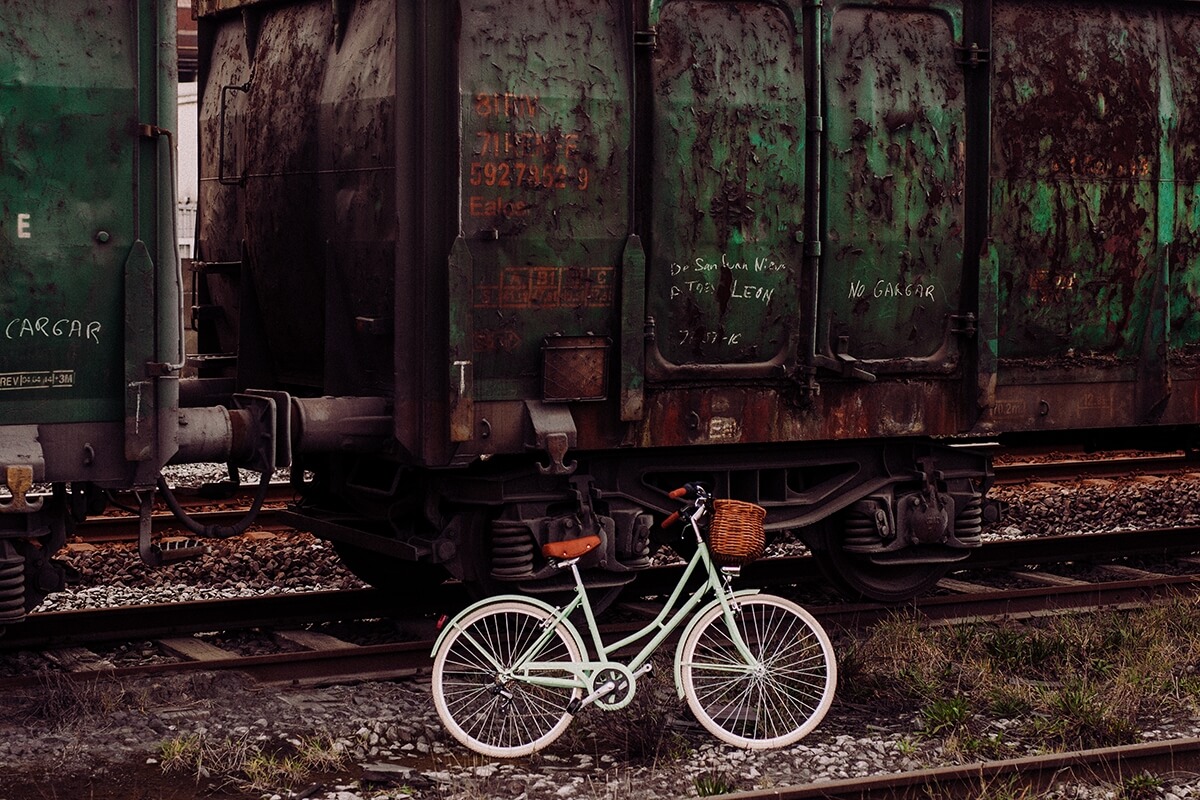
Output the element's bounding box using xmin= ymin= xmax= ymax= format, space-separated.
xmin=430 ymin=483 xmax=837 ymax=757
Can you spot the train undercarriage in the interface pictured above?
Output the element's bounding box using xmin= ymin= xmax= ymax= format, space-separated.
xmin=0 ymin=393 xmax=992 ymax=633
xmin=280 ymin=435 xmax=993 ymax=605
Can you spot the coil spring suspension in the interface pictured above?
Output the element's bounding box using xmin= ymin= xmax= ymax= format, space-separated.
xmin=955 ymin=493 xmax=984 ymax=546
xmin=489 ymin=520 xmax=536 ymax=580
xmin=0 ymin=542 xmax=26 ymax=625
xmin=842 ymin=501 xmax=889 ymax=552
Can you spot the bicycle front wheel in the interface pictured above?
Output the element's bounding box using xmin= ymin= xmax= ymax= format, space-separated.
xmin=432 ymin=600 xmax=583 ymax=757
xmin=679 ymin=594 xmax=836 ymax=748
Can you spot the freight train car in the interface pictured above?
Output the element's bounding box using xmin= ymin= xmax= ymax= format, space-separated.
xmin=0 ymin=0 xmax=190 ymax=627
xmin=181 ymin=0 xmax=1200 ymax=603
xmin=0 ymin=0 xmax=295 ymax=631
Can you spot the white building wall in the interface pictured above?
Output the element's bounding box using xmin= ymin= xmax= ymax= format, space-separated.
xmin=177 ymin=82 xmax=199 ymax=258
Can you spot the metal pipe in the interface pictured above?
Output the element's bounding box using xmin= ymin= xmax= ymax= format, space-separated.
xmin=291 ymin=396 xmax=392 ymax=453
xmin=170 ymin=406 xmax=255 ymax=464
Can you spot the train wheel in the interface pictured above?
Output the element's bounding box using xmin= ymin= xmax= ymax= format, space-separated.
xmin=812 ymin=546 xmax=950 ymax=603
xmin=332 ymin=542 xmax=449 ymax=593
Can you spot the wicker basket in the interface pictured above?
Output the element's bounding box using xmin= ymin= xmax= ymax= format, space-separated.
xmin=708 ymin=499 xmax=766 ymax=566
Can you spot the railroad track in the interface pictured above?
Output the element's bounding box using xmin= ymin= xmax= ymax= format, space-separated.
xmin=7 ymin=526 xmax=1200 ymax=690
xmin=722 ymin=737 xmax=1200 ymax=800
xmin=992 ymin=450 xmax=1197 ymax=484
xmin=69 ymin=484 xmax=299 ymax=542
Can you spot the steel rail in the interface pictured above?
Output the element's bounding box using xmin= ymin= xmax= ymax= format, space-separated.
xmin=73 ymin=505 xmax=293 ymax=541
xmin=713 ymin=737 xmax=1200 ymax=800
xmin=993 ymin=452 xmax=1194 ymax=483
xmin=0 ymin=588 xmax=425 ymax=649
xmin=6 ymin=560 xmax=1200 ymax=690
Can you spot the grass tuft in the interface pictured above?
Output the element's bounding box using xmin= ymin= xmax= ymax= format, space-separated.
xmin=563 ymin=655 xmax=691 ymax=763
xmin=1121 ymin=771 xmax=1164 ymax=800
xmin=158 ymin=730 xmax=350 ymax=792
xmin=19 ymin=671 xmax=147 ymax=732
xmin=694 ymin=770 xmax=739 ymax=797
xmin=840 ymin=597 xmax=1200 ymax=758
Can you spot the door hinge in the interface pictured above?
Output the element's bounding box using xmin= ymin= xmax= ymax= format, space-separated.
xmin=954 ymin=43 xmax=990 ymax=69
xmin=950 ymin=313 xmax=977 ymax=338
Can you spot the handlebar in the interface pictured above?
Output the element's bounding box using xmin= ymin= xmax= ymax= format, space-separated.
xmin=661 ymin=483 xmax=711 ymax=528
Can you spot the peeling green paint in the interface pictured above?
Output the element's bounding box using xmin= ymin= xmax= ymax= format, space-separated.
xmin=455 ymin=0 xmax=632 ymax=400
xmin=645 ymin=0 xmax=804 ymax=367
xmin=820 ymin=3 xmax=964 ymax=364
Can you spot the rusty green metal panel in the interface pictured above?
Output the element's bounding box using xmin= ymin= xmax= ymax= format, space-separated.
xmin=645 ymin=0 xmax=805 ymax=368
xmin=1167 ymin=13 xmax=1200 ymax=359
xmin=820 ymin=3 xmax=965 ymax=366
xmin=991 ymin=2 xmax=1162 ymax=363
xmin=0 ymin=0 xmax=157 ymax=423
xmin=457 ymin=0 xmax=631 ymax=401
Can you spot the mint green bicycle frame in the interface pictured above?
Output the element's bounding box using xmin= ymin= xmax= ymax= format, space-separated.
xmin=434 ymin=505 xmax=762 ymax=705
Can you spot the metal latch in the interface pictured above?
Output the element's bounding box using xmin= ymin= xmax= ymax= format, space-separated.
xmin=833 ymin=336 xmax=877 ymax=383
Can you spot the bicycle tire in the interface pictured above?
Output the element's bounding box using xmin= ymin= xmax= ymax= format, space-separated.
xmin=432 ymin=600 xmax=583 ymax=757
xmin=679 ymin=594 xmax=836 ymax=748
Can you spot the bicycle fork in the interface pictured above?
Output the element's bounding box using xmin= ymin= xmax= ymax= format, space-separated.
xmin=713 ymin=567 xmax=764 ymax=669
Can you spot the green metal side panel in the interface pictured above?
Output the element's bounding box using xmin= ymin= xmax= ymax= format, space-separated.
xmin=821 ymin=3 xmax=964 ymax=365
xmin=1166 ymin=14 xmax=1200 ymax=360
xmin=990 ymin=2 xmax=1162 ymax=364
xmin=457 ymin=0 xmax=631 ymax=401
xmin=0 ymin=0 xmax=140 ymax=423
xmin=645 ymin=0 xmax=804 ymax=367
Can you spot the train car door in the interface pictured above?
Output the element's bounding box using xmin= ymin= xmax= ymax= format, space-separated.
xmin=643 ymin=0 xmax=806 ymax=377
xmin=986 ymin=1 xmax=1172 ymax=430
xmin=0 ymin=0 xmax=158 ymax=426
xmin=0 ymin=0 xmax=176 ymax=479
xmin=450 ymin=0 xmax=633 ymax=441
xmin=818 ymin=1 xmax=969 ymax=377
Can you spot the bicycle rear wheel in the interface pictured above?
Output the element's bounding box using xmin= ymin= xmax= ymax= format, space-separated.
xmin=432 ymin=600 xmax=583 ymax=757
xmin=679 ymin=594 xmax=836 ymax=748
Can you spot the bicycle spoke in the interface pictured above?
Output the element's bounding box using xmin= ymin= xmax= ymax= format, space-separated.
xmin=432 ymin=601 xmax=583 ymax=757
xmin=681 ymin=595 xmax=836 ymax=747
